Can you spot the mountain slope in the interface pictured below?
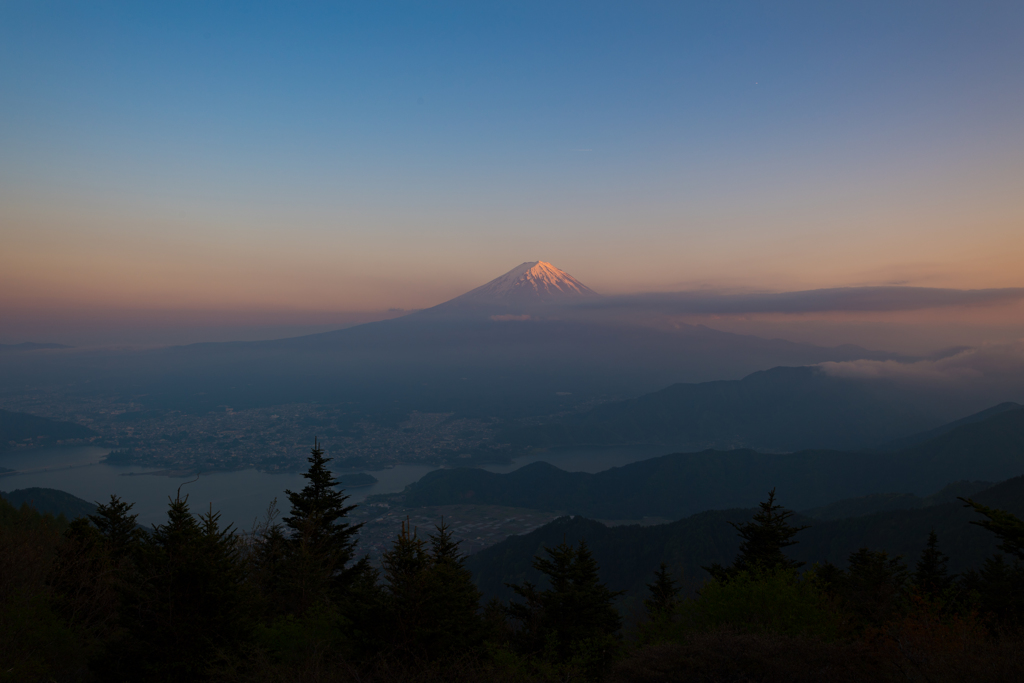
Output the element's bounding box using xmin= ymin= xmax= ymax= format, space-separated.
xmin=0 ymin=487 xmax=96 ymax=520
xmin=396 ymin=404 xmax=1024 ymax=519
xmin=504 ymin=365 xmax=941 ymax=452
xmin=875 ymin=401 xmax=1023 ymax=452
xmin=896 ymin=406 xmax=1024 ymax=484
xmin=32 ymin=316 xmax=905 ymax=419
xmin=801 ymin=480 xmax=994 ymax=521
xmin=0 ymin=410 xmax=97 ymax=452
xmin=465 ymin=475 xmax=1024 ymax=602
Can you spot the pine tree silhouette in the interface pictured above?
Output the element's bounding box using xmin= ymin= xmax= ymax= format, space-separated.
xmin=379 ymin=516 xmax=485 ymax=657
xmin=644 ymin=562 xmax=680 ymax=619
xmin=914 ymin=530 xmax=951 ymax=601
xmin=961 ymin=497 xmax=1024 ymax=560
xmin=283 ymin=438 xmax=367 ymax=610
xmin=839 ymin=548 xmax=909 ymax=629
xmin=424 ymin=518 xmax=484 ymax=655
xmin=380 ymin=519 xmax=427 ymax=652
xmin=506 ymin=538 xmax=623 ymax=664
xmin=117 ymin=490 xmax=246 ymax=681
xmin=89 ymin=494 xmax=143 ymax=558
xmin=705 ymin=488 xmax=808 ymax=580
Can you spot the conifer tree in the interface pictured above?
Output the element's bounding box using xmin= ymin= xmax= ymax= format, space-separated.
xmin=506 ymin=539 xmax=623 ymax=664
xmin=381 ymin=518 xmax=430 ymax=651
xmin=958 ymin=499 xmax=1024 ymax=632
xmin=282 ymin=439 xmax=366 ymax=610
xmin=644 ymin=562 xmax=680 ymax=619
xmin=89 ymin=494 xmax=144 ymax=558
xmin=50 ymin=517 xmax=125 ymax=668
xmin=838 ymin=547 xmax=909 ymax=629
xmin=115 ymin=491 xmax=246 ymax=681
xmin=958 ymin=554 xmax=1024 ymax=633
xmin=243 ymin=498 xmax=291 ymax=618
xmin=423 ymin=519 xmax=484 ymax=655
xmin=429 ymin=516 xmax=463 ymax=564
xmin=705 ymin=488 xmax=808 ymax=580
xmin=914 ymin=530 xmax=951 ymax=601
xmin=961 ymin=497 xmax=1024 ymax=560
xmin=57 ymin=495 xmax=148 ymax=680
xmin=380 ymin=518 xmax=486 ymax=657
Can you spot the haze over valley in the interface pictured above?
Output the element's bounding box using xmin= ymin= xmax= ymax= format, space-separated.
xmin=5 ymin=261 xmax=1022 ymax=479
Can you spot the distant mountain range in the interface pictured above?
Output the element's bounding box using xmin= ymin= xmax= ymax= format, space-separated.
xmin=391 ymin=404 xmax=1024 ymax=519
xmin=800 ymin=480 xmax=994 ymax=521
xmin=0 ymin=409 xmax=98 ymax=452
xmin=873 ymin=401 xmax=1022 ymax=451
xmin=503 ymin=365 xmax=952 ymax=452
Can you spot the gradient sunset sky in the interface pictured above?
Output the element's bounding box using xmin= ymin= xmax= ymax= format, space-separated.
xmin=2 ymin=1 xmax=1022 ymax=337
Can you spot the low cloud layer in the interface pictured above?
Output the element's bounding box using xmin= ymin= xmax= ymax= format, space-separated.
xmin=819 ymin=341 xmax=1024 ymax=383
xmin=581 ymin=286 xmax=1024 ymax=315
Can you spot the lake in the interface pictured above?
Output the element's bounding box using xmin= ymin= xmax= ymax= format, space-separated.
xmin=0 ymin=445 xmax=667 ymax=528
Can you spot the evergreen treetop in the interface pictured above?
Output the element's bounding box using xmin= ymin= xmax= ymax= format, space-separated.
xmin=116 ymin=490 xmax=247 ymax=681
xmin=89 ymin=494 xmax=144 ymax=557
xmin=644 ymin=562 xmax=681 ymax=619
xmin=506 ymin=538 xmax=623 ymax=664
xmin=283 ymin=438 xmax=363 ymax=572
xmin=961 ymin=497 xmax=1024 ymax=560
xmin=429 ymin=516 xmax=464 ymax=566
xmin=705 ymin=488 xmax=808 ymax=580
xmin=914 ymin=530 xmax=951 ymax=600
xmin=379 ymin=517 xmax=483 ymax=658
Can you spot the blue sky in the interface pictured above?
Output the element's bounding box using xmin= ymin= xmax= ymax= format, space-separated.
xmin=2 ymin=1 xmax=1023 ymax=318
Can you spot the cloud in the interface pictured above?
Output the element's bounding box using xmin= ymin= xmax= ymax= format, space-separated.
xmin=580 ymin=286 xmax=1024 ymax=315
xmin=818 ymin=341 xmax=1024 ymax=383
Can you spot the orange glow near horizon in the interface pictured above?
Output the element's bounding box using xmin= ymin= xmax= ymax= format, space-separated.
xmin=3 ymin=187 xmax=1023 ymax=317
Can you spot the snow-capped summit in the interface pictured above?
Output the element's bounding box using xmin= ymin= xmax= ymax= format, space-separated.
xmin=442 ymin=261 xmax=600 ymax=309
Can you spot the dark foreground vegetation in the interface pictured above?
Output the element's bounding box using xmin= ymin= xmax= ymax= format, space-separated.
xmin=2 ymin=443 xmax=1023 ymax=682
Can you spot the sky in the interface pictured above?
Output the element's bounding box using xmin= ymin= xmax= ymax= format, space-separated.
xmin=1 ymin=1 xmax=1023 ymax=346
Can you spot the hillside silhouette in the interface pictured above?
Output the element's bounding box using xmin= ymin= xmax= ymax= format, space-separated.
xmin=396 ymin=404 xmax=1024 ymax=519
xmin=466 ymin=474 xmax=1024 ymax=602
xmin=0 ymin=409 xmax=97 ymax=452
xmin=504 ymin=365 xmax=962 ymax=452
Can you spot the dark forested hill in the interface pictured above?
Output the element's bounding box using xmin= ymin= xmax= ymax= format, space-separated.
xmin=399 ymin=405 xmax=1024 ymax=520
xmin=874 ymin=401 xmax=1022 ymax=452
xmin=466 ymin=511 xmax=749 ymax=603
xmin=0 ymin=487 xmax=96 ymax=520
xmin=466 ymin=475 xmax=1024 ymax=603
xmin=896 ymin=406 xmax=1024 ymax=482
xmin=0 ymin=409 xmax=97 ymax=452
xmin=503 ymin=366 xmax=946 ymax=452
xmin=402 ymin=452 xmax=879 ymax=519
xmin=800 ymin=480 xmax=994 ymax=520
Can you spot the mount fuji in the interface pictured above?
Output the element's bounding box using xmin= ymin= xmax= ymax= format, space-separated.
xmin=20 ymin=260 xmax=912 ymax=423
xmin=438 ymin=261 xmax=600 ymax=310
xmin=154 ymin=260 xmax=902 ymax=412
